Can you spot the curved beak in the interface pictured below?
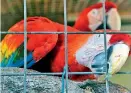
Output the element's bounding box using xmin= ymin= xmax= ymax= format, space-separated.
xmin=108 ymin=43 xmax=130 ymax=74
xmin=96 ymin=8 xmax=121 ymax=30
xmin=91 ymin=43 xmax=129 ymax=77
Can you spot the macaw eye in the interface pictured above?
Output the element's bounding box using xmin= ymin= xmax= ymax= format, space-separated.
xmin=92 ymin=9 xmax=98 ymax=16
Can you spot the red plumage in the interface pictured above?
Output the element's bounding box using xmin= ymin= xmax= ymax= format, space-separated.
xmin=1 ymin=16 xmax=131 ymax=81
xmin=2 ymin=17 xmax=58 ymax=62
xmin=74 ymin=1 xmax=118 ymax=31
xmin=109 ymin=34 xmax=131 ymax=47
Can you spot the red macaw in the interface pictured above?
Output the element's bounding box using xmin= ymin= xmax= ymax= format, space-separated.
xmin=74 ymin=1 xmax=121 ymax=31
xmin=1 ymin=17 xmax=131 ymax=81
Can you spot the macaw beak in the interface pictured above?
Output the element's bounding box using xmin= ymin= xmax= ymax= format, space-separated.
xmin=91 ymin=43 xmax=130 ymax=77
xmin=96 ymin=8 xmax=121 ymax=30
xmin=108 ymin=43 xmax=130 ymax=74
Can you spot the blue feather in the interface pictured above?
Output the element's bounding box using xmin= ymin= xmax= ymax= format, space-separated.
xmin=27 ymin=52 xmax=34 ymax=62
xmin=12 ymin=59 xmax=26 ymax=67
xmin=27 ymin=60 xmax=35 ymax=68
xmin=1 ymin=62 xmax=6 ymax=67
xmin=12 ymin=52 xmax=34 ymax=67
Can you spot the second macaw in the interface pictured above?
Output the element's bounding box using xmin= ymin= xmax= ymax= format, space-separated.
xmin=74 ymin=1 xmax=121 ymax=31
xmin=1 ymin=17 xmax=131 ymax=81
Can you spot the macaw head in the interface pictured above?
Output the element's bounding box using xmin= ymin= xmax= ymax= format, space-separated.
xmin=91 ymin=34 xmax=131 ymax=77
xmin=74 ymin=1 xmax=121 ymax=31
xmin=107 ymin=34 xmax=131 ymax=74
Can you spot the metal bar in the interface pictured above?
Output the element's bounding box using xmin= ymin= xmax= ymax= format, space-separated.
xmin=67 ymin=31 xmax=131 ymax=34
xmin=1 ymin=71 xmax=131 ymax=76
xmin=69 ymin=71 xmax=131 ymax=75
xmin=116 ymin=72 xmax=131 ymax=74
xmin=1 ymin=31 xmax=131 ymax=34
xmin=1 ymin=73 xmax=62 ymax=76
xmin=61 ymin=66 xmax=66 ymax=93
xmin=0 ymin=32 xmax=63 ymax=34
xmin=0 ymin=0 xmax=1 ymax=91
xmin=68 ymin=71 xmax=105 ymax=75
xmin=1 ymin=72 xmax=105 ymax=76
xmin=23 ymin=0 xmax=27 ymax=92
xmin=102 ymin=0 xmax=110 ymax=93
xmin=63 ymin=0 xmax=68 ymax=92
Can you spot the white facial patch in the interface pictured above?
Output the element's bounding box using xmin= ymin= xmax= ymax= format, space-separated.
xmin=75 ymin=34 xmax=112 ymax=68
xmin=87 ymin=8 xmax=103 ymax=31
xmin=109 ymin=43 xmax=130 ymax=74
xmin=107 ymin=8 xmax=121 ymax=30
xmin=89 ymin=22 xmax=102 ymax=31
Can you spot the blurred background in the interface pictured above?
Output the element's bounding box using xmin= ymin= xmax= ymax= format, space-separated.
xmin=1 ymin=0 xmax=131 ymax=90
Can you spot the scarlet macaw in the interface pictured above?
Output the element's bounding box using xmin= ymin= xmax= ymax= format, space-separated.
xmin=1 ymin=17 xmax=131 ymax=81
xmin=74 ymin=1 xmax=121 ymax=31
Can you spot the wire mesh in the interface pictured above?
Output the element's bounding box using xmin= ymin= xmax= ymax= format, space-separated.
xmin=0 ymin=0 xmax=131 ymax=93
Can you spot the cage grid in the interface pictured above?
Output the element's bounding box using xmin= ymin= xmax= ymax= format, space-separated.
xmin=0 ymin=0 xmax=131 ymax=93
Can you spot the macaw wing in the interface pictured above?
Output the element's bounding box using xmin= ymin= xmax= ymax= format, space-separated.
xmin=0 ymin=34 xmax=58 ymax=68
xmin=0 ymin=17 xmax=58 ymax=68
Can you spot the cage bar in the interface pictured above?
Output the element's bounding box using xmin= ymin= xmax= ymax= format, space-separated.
xmin=1 ymin=31 xmax=131 ymax=34
xmin=23 ymin=0 xmax=27 ymax=92
xmin=1 ymin=71 xmax=131 ymax=76
xmin=63 ymin=0 xmax=69 ymax=92
xmin=102 ymin=0 xmax=110 ymax=93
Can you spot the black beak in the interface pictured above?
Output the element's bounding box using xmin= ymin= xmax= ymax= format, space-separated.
xmin=96 ymin=16 xmax=111 ymax=30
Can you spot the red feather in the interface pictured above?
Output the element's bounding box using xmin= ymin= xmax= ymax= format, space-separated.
xmin=109 ymin=34 xmax=131 ymax=48
xmin=109 ymin=34 xmax=131 ymax=56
